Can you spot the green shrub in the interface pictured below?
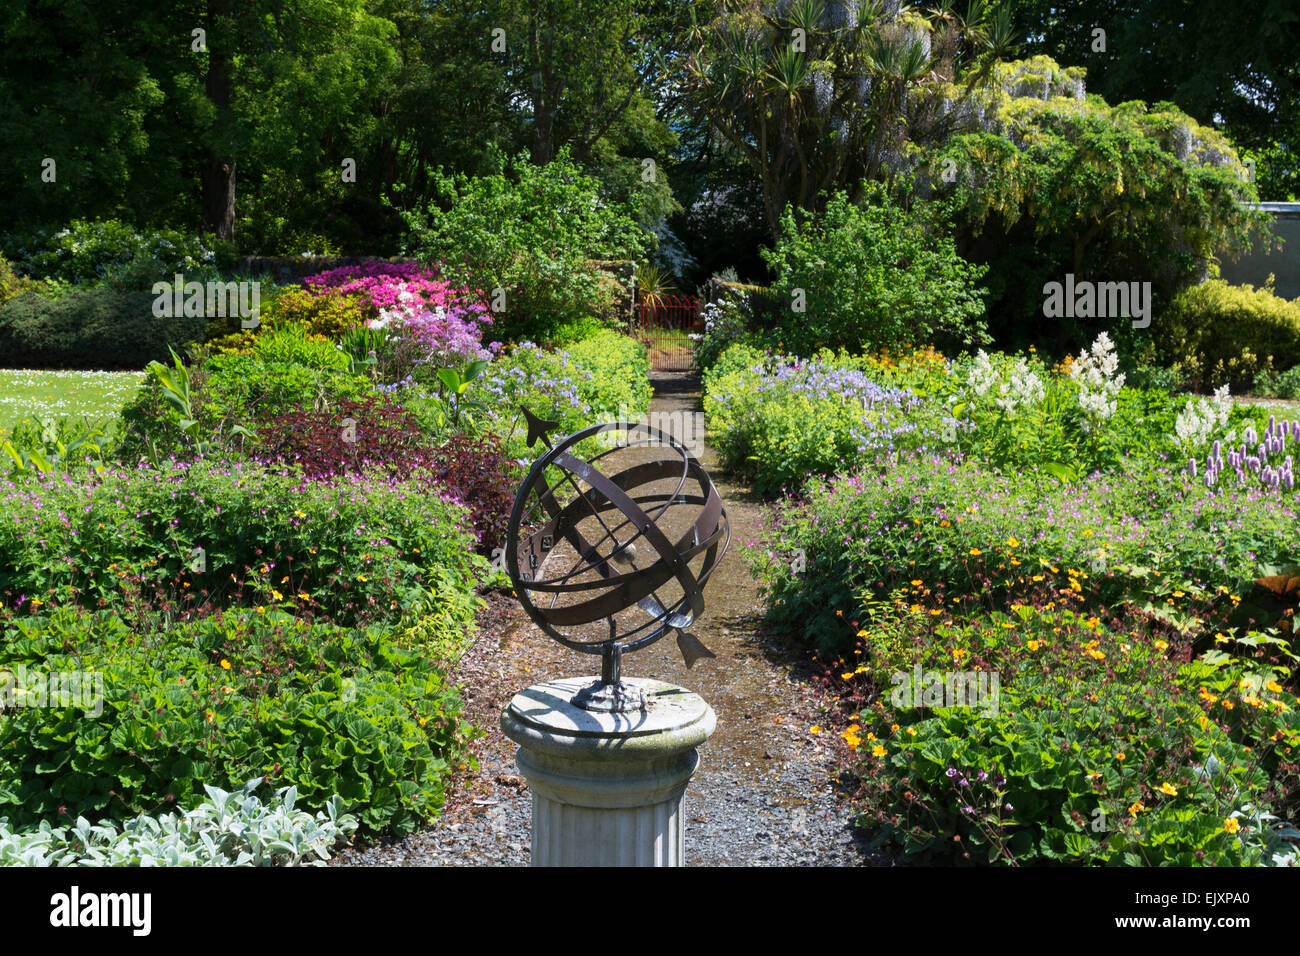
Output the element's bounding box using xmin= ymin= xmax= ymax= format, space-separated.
xmin=2 ymin=219 xmax=218 ymax=290
xmin=0 ymin=255 xmax=46 ymax=307
xmin=265 ymin=286 xmax=370 ymax=340
xmin=855 ymin=600 xmax=1295 ymax=865
xmin=0 ymin=287 xmax=209 ymax=370
xmin=1163 ymin=279 xmax=1300 ymax=391
xmin=0 ymin=607 xmax=472 ymax=834
xmin=401 ymin=148 xmax=651 ymax=342
xmin=760 ymin=186 xmax=990 ymax=355
xmin=1254 ymin=364 xmax=1300 ymax=399
xmin=201 ymin=327 xmax=372 ymax=420
xmin=0 ymin=458 xmax=480 ymax=629
xmin=562 ymin=331 xmax=653 ymax=419
xmin=752 ymin=456 xmax=1300 ymax=655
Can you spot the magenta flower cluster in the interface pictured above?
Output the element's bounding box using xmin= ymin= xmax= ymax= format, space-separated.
xmin=304 ymin=262 xmax=496 ymax=366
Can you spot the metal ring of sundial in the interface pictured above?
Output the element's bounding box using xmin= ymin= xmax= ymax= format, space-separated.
xmin=504 ymin=408 xmax=730 ymax=672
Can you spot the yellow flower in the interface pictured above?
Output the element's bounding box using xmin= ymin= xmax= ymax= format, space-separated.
xmin=255 ymin=607 xmax=266 ymax=615
xmin=1153 ymin=639 xmax=1168 ymax=651
xmin=953 ymin=648 xmax=968 ymax=661
xmin=910 ymin=579 xmax=922 ymax=586
xmin=1156 ymin=782 xmax=1178 ymax=797
xmin=294 ymin=510 xmax=306 ymax=518
xmin=1128 ymin=801 xmax=1145 ymax=816
xmin=842 ymin=672 xmax=855 ymax=680
xmin=1223 ymin=817 xmax=1241 ymax=834
xmin=809 ymin=725 xmax=822 ymax=734
xmin=220 ymin=659 xmax=231 ymax=670
xmin=907 ymin=727 xmax=917 ymax=736
xmin=1026 ymin=640 xmax=1040 ymax=651
xmin=1266 ymin=680 xmax=1284 ymax=694
xmin=856 ymin=629 xmax=868 ymax=637
xmin=297 ymin=592 xmax=310 ymax=601
xmin=205 ymin=710 xmax=215 ymax=723
xmin=872 ymin=744 xmax=886 ymax=757
xmin=1007 ymin=537 xmax=1020 ymax=548
xmin=890 ymin=724 xmax=900 ymax=733
xmin=358 ymin=574 xmax=368 ymax=582
xmin=1115 ymin=752 xmax=1126 ymax=761
xmin=969 ymin=548 xmax=982 ymax=556
xmin=271 ymin=589 xmax=283 ymax=601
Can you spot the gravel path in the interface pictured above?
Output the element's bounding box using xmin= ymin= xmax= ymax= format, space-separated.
xmin=333 ymin=372 xmax=880 ymax=867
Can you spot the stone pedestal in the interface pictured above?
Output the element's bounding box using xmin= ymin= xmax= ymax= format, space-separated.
xmin=500 ymin=676 xmax=715 ymax=867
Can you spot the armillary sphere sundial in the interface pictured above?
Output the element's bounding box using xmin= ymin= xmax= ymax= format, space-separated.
xmin=505 ymin=406 xmax=731 ymax=714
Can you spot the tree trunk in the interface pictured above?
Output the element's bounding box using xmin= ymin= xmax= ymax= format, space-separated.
xmin=201 ymin=0 xmax=236 ymax=240
xmin=528 ymin=7 xmax=560 ymax=165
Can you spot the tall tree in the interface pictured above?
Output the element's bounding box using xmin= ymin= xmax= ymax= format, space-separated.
xmin=677 ymin=0 xmax=1017 ymax=240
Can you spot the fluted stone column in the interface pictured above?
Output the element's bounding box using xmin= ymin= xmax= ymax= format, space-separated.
xmin=501 ymin=676 xmax=715 ymax=867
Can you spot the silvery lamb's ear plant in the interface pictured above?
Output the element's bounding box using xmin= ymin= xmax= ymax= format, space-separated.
xmin=0 ymin=779 xmax=357 ymax=867
xmin=1227 ymin=804 xmax=1300 ymax=867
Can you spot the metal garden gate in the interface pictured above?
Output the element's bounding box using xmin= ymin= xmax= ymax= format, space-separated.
xmin=633 ymin=293 xmax=701 ymax=371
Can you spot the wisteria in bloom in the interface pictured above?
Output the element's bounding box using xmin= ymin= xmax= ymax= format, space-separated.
xmin=1067 ymin=332 xmax=1125 ymax=428
xmin=1174 ymin=385 xmax=1232 ymax=451
xmin=1192 ymin=414 xmax=1298 ymax=491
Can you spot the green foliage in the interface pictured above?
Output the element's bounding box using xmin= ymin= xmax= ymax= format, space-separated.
xmin=860 ymin=604 xmax=1292 ymax=865
xmin=1162 ymin=279 xmax=1300 ymax=392
xmin=201 ymin=327 xmax=372 ymax=421
xmin=0 ymin=458 xmax=480 ymax=629
xmin=751 ymin=455 xmax=1300 ymax=656
xmin=458 ymin=333 xmax=652 ymax=461
xmin=0 ymin=781 xmax=359 ymax=866
xmin=1254 ymin=364 xmax=1300 ymax=400
xmin=761 ymin=187 xmax=990 ymax=354
xmin=0 ymin=607 xmax=472 ymax=835
xmin=1 ymin=220 xmax=218 ymax=289
xmin=561 ymin=331 xmax=653 ymax=419
xmin=401 ymin=149 xmax=651 ymax=342
xmin=0 ymin=287 xmax=209 ymax=370
xmin=392 ymin=565 xmax=484 ymax=663
xmin=1 ymin=416 xmax=112 ymax=478
xmin=679 ymin=0 xmax=1015 ymax=239
xmin=266 ymin=286 xmax=370 ymax=340
xmin=0 ymin=255 xmax=46 ymax=307
xmin=932 ymin=59 xmax=1267 ymax=350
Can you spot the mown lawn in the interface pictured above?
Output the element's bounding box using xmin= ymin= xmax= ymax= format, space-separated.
xmin=0 ymin=368 xmax=143 ymax=435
